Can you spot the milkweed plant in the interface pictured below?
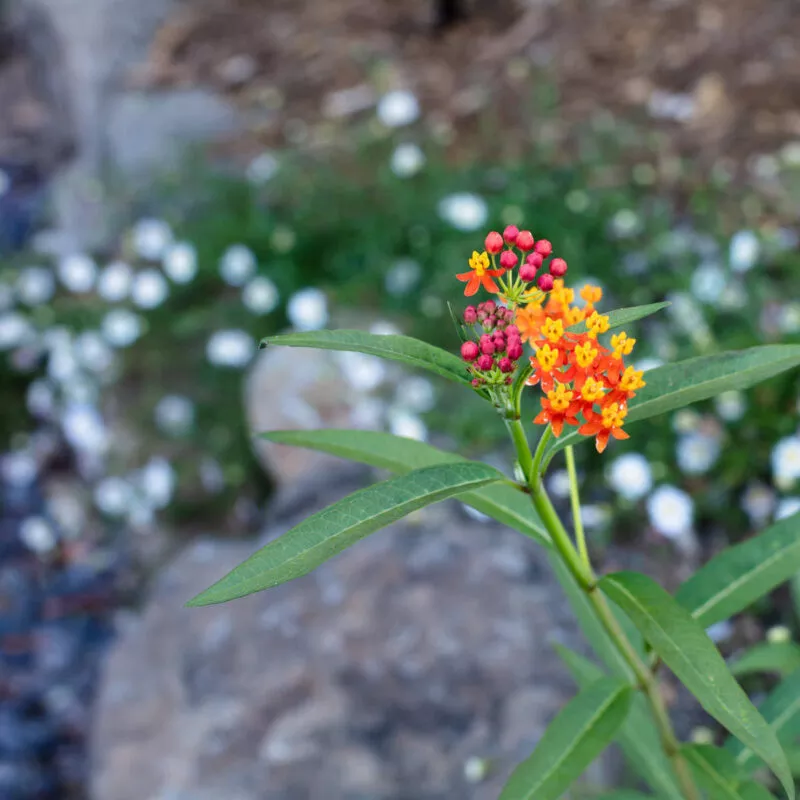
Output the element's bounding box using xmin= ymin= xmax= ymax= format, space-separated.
xmin=188 ymin=224 xmax=800 ymax=800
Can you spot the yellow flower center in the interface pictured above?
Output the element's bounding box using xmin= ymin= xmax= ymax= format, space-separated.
xmin=619 ymin=366 xmax=646 ymax=392
xmin=541 ymin=317 xmax=564 ymax=344
xmin=586 ymin=311 xmax=610 ymax=338
xmin=547 ymin=384 xmax=574 ymax=412
xmin=580 ymin=285 xmax=603 ymax=305
xmin=611 ymin=331 xmax=636 ymax=359
xmin=575 ymin=341 xmax=599 ymax=369
xmin=468 ymin=250 xmax=490 ymax=276
xmin=536 ymin=344 xmax=559 ymax=372
xmin=601 ymin=403 xmax=627 ymax=429
xmin=565 ymin=306 xmax=586 ymax=326
xmin=581 ymin=377 xmax=606 ymax=403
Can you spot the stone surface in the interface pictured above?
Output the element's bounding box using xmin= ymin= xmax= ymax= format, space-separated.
xmin=90 ymin=476 xmax=615 ymax=800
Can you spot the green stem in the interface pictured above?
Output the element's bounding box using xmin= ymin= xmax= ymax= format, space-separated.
xmin=565 ymin=445 xmax=589 ymax=570
xmin=506 ymin=419 xmax=701 ymax=800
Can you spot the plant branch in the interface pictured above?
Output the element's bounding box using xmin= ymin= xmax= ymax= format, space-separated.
xmin=565 ymin=445 xmax=589 ymax=569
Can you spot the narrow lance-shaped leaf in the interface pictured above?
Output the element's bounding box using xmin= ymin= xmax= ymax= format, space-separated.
xmin=739 ymin=784 xmax=780 ymax=800
xmin=599 ymin=571 xmax=794 ymax=800
xmin=545 ymin=345 xmax=800 ymax=461
xmin=187 ymin=462 xmax=503 ymax=606
xmin=726 ymin=669 xmax=800 ymax=770
xmin=567 ymin=301 xmax=670 ymax=334
xmin=555 ymin=644 xmax=683 ymax=800
xmin=262 ymin=329 xmax=471 ymax=386
xmin=595 ymin=793 xmax=655 ymax=800
xmin=260 ymin=429 xmax=551 ymax=546
xmin=682 ymin=744 xmax=749 ymax=800
xmin=676 ymin=510 xmax=800 ymax=627
xmin=730 ymin=642 xmax=800 ymax=679
xmin=499 ymin=677 xmax=632 ymax=800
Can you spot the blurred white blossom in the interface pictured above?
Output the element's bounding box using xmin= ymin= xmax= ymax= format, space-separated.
xmin=102 ymin=309 xmax=144 ymax=348
xmin=74 ymin=330 xmax=114 ymax=374
xmin=287 ymin=288 xmax=328 ymax=330
xmin=131 ymin=269 xmax=169 ymax=309
xmin=337 ymin=351 xmax=386 ymax=392
xmin=58 ymin=254 xmax=97 ymax=293
xmin=242 ymin=276 xmax=279 ymax=315
xmin=26 ymin=380 xmax=55 ymax=418
xmin=0 ymin=312 xmax=33 ymax=350
xmin=742 ymin=483 xmax=776 ymax=526
xmin=772 ymin=436 xmax=800 ymax=490
xmin=94 ymin=477 xmax=133 ymax=517
xmin=715 ymin=391 xmax=746 ymax=422
xmin=206 ymin=329 xmax=256 ymax=368
xmin=607 ymin=453 xmax=653 ymax=501
xmin=385 ymin=259 xmax=421 ymax=296
xmin=16 ymin=266 xmax=55 ymax=306
xmin=61 ymin=403 xmax=107 ymax=454
xmin=163 ymin=242 xmax=198 ymax=284
xmin=729 ymin=230 xmax=759 ymax=273
xmin=609 ymin=209 xmax=642 ymax=239
xmin=139 ymin=457 xmax=176 ymax=509
xmin=377 ymin=90 xmax=420 ymax=128
xmin=154 ymin=395 xmax=195 ymax=436
xmin=246 ymin=151 xmax=279 ymax=185
xmin=775 ymin=496 xmax=800 ymax=521
xmin=647 ymin=485 xmax=694 ymax=539
xmin=676 ymin=430 xmax=722 ymax=475
xmin=19 ymin=516 xmax=57 ymax=554
xmin=390 ymin=143 xmax=425 ymax=177
xmin=690 ymin=264 xmax=726 ymax=305
xmin=388 ymin=408 xmax=428 ymax=441
xmin=220 ymin=244 xmax=257 ymax=286
xmin=706 ymin=620 xmax=734 ymax=643
xmin=0 ymin=450 xmax=37 ymax=486
xmin=395 ymin=376 xmax=435 ymax=413
xmin=132 ymin=218 xmax=173 ymax=260
xmin=97 ymin=261 xmax=133 ymax=302
xmin=437 ymin=193 xmax=488 ymax=232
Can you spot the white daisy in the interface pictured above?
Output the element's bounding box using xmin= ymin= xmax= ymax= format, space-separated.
xmin=388 ymin=408 xmax=428 ymax=441
xmin=16 ymin=266 xmax=55 ymax=306
xmin=437 ymin=192 xmax=488 ymax=232
xmin=607 ymin=453 xmax=653 ymax=501
xmin=154 ymin=395 xmax=195 ymax=436
xmin=19 ymin=516 xmax=57 ymax=554
xmin=741 ymin=483 xmax=776 ymax=526
xmin=163 ymin=242 xmax=198 ymax=284
xmin=676 ymin=431 xmax=722 ymax=476
xmin=242 ymin=276 xmax=279 ymax=315
xmin=97 ymin=261 xmax=133 ymax=302
xmin=206 ymin=329 xmax=256 ymax=368
xmin=775 ymin=496 xmax=800 ymax=521
xmin=647 ymin=485 xmax=694 ymax=539
xmin=220 ymin=244 xmax=256 ymax=286
xmin=132 ymin=218 xmax=173 ymax=260
xmin=94 ymin=476 xmax=133 ymax=517
xmin=58 ymin=254 xmax=97 ymax=293
xmin=772 ymin=436 xmax=800 ymax=490
xmin=102 ymin=309 xmax=144 ymax=348
xmin=390 ymin=143 xmax=425 ymax=178
xmin=385 ymin=259 xmax=422 ymax=296
xmin=287 ymin=288 xmax=328 ymax=330
xmin=729 ymin=230 xmax=759 ymax=273
xmin=376 ymin=90 xmax=420 ymax=128
xmin=131 ymin=269 xmax=169 ymax=309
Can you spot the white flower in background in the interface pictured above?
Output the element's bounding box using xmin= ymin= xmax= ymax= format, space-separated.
xmin=26 ymin=380 xmax=55 ymax=418
xmin=778 ymin=303 xmax=800 ymax=335
xmin=437 ymin=192 xmax=488 ymax=232
xmin=690 ymin=263 xmax=726 ymax=306
xmin=246 ymin=151 xmax=279 ymax=185
xmin=132 ymin=218 xmax=173 ymax=260
xmin=337 ymin=351 xmax=386 ymax=392
xmin=126 ymin=495 xmax=155 ymax=531
xmin=0 ymin=450 xmax=37 ymax=486
xmin=206 ymin=329 xmax=256 ymax=368
xmin=676 ymin=431 xmax=722 ymax=475
xmin=163 ymin=241 xmax=198 ymax=284
xmin=102 ymin=309 xmax=144 ymax=348
xmin=729 ymin=230 xmax=759 ymax=273
xmin=97 ymin=261 xmax=133 ymax=302
xmin=390 ymin=143 xmax=425 ymax=177
xmin=647 ymin=485 xmax=694 ymax=539
xmin=61 ymin=403 xmax=107 ymax=454
xmin=395 ymin=376 xmax=435 ymax=413
xmin=46 ymin=340 xmax=79 ymax=383
xmin=93 ymin=476 xmax=133 ymax=517
xmin=200 ymin=457 xmax=225 ymax=494
xmin=772 ymin=436 xmax=800 ymax=490
xmin=369 ymin=320 xmax=402 ymax=336
xmin=0 ymin=312 xmax=33 ymax=350
xmin=647 ymin=90 xmax=695 ymax=122
xmin=385 ymin=258 xmax=422 ymax=296
xmin=376 ymin=90 xmax=420 ymax=128
xmin=19 ymin=516 xmax=57 ymax=555
xmin=74 ymin=330 xmax=114 ymax=374
xmin=566 ymin=189 xmax=590 ymax=214
xmin=742 ymin=483 xmax=776 ymax=526
xmin=139 ymin=457 xmax=176 ymax=509
xmin=131 ymin=268 xmax=169 ymax=309
xmin=782 ymin=142 xmax=800 ymax=167
xmin=719 ymin=282 xmax=747 ymax=311
xmin=668 ymin=293 xmax=710 ymax=342
xmin=672 ymin=409 xmax=702 ymax=434
xmin=463 ymin=757 xmax=490 ymax=785
xmin=61 ymin=375 xmax=98 ymax=405
xmin=220 ymin=244 xmax=257 ymax=286
xmin=715 ymin=391 xmax=746 ymax=422
xmin=767 ymin=625 xmax=791 ymax=644
xmin=609 ymin=208 xmax=642 ymax=239
xmin=57 ymin=254 xmax=97 ymax=293
xmin=154 ymin=394 xmax=195 ymax=436
xmin=635 ymin=357 xmax=664 ymax=373
xmin=287 ymin=288 xmax=328 ymax=330
xmin=16 ymin=266 xmax=55 ymax=306
xmin=775 ymin=496 xmax=800 ymax=521
xmin=581 ymin=504 xmax=611 ymax=529
xmin=547 ymin=469 xmax=572 ymax=499
xmin=607 ymin=453 xmax=653 ymax=501
xmin=351 ymin=397 xmax=384 ymax=429
xmin=242 ymin=276 xmax=279 ymax=315
xmin=706 ymin=620 xmax=734 ymax=643
xmin=388 ymin=408 xmax=428 ymax=441
xmin=420 ymin=294 xmax=444 ymax=318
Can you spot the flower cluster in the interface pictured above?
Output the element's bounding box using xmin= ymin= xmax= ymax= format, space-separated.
xmin=456 ymin=227 xmax=646 ymax=453
xmin=460 ymin=301 xmax=524 ymax=386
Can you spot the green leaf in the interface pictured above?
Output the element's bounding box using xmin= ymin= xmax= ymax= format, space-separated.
xmin=555 ymin=644 xmax=683 ymax=800
xmin=499 ymin=677 xmax=632 ymax=800
xmin=731 ymin=642 xmax=800 ymax=679
xmin=186 ymin=462 xmax=503 ymax=606
xmin=594 ymin=793 xmax=655 ymax=800
xmin=259 ymin=429 xmax=551 ymax=546
xmin=675 ymin=511 xmax=800 ymax=627
xmin=262 ymin=329 xmax=471 ymax=387
xmin=739 ymin=784 xmax=780 ymax=800
xmin=726 ymin=669 xmax=800 ymax=771
xmin=785 ymin=746 xmax=800 ymax=776
xmin=545 ymin=345 xmax=800 ymax=461
xmin=599 ymin=571 xmax=795 ymax=800
xmin=567 ymin=301 xmax=671 ymax=333
xmin=682 ymin=744 xmax=748 ymax=799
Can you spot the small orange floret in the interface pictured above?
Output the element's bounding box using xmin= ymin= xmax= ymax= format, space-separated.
xmin=456 ymin=250 xmax=503 ymax=297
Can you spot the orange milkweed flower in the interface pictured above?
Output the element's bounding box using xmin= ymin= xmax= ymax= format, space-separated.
xmin=534 ymin=383 xmax=581 ymax=437
xmin=579 ymin=402 xmax=630 ymax=453
xmin=561 ymin=340 xmax=600 ymax=390
xmin=605 ymin=365 xmax=646 ymax=406
xmin=456 ymin=250 xmax=504 ymax=297
xmin=598 ymin=331 xmax=636 ymax=383
xmin=526 ymin=344 xmax=563 ymax=393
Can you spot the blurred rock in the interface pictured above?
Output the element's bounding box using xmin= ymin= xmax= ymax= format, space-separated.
xmin=90 ymin=480 xmax=616 ymax=800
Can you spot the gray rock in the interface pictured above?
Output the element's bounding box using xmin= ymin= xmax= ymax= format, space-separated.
xmin=90 ymin=479 xmax=620 ymax=800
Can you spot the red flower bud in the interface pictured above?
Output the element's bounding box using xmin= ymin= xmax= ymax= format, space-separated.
xmin=483 ymin=300 xmax=497 ymax=313
xmin=476 ymin=354 xmax=494 ymax=371
xmin=534 ymin=239 xmax=552 ymax=257
xmin=519 ymin=263 xmax=538 ymax=282
xmin=507 ymin=341 xmax=523 ymax=360
xmin=549 ymin=257 xmax=568 ymax=277
xmin=463 ymin=305 xmax=478 ymax=324
xmin=505 ymin=324 xmax=519 ymax=337
xmin=481 ymin=339 xmax=496 ymax=355
xmin=503 ymin=225 xmax=519 ymax=244
xmin=461 ymin=341 xmax=479 ymax=362
xmin=499 ymin=250 xmax=518 ymax=269
xmin=516 ymin=230 xmax=534 ymax=251
xmin=526 ymin=252 xmax=544 ymax=267
xmin=498 ymin=357 xmax=514 ymax=373
xmin=537 ymin=273 xmax=554 ymax=292
xmin=484 ymin=231 xmax=503 ymax=254
xmin=471 ymin=377 xmax=483 ymax=387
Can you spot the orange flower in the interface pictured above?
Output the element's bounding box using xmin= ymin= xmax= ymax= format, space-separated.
xmin=580 ymin=285 xmax=603 ymax=314
xmin=456 ymin=250 xmax=503 ymax=297
xmin=561 ymin=340 xmax=600 ymax=390
xmin=526 ymin=344 xmax=563 ymax=393
xmin=515 ymin=302 xmax=546 ymax=343
xmin=598 ymin=331 xmax=636 ymax=383
xmin=579 ymin=402 xmax=630 ymax=453
xmin=534 ymin=384 xmax=581 ymax=437
xmin=586 ymin=311 xmax=610 ymax=339
xmin=606 ymin=365 xmax=646 ymax=406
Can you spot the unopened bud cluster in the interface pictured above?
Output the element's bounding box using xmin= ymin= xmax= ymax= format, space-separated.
xmin=460 ymin=301 xmax=524 ymax=387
